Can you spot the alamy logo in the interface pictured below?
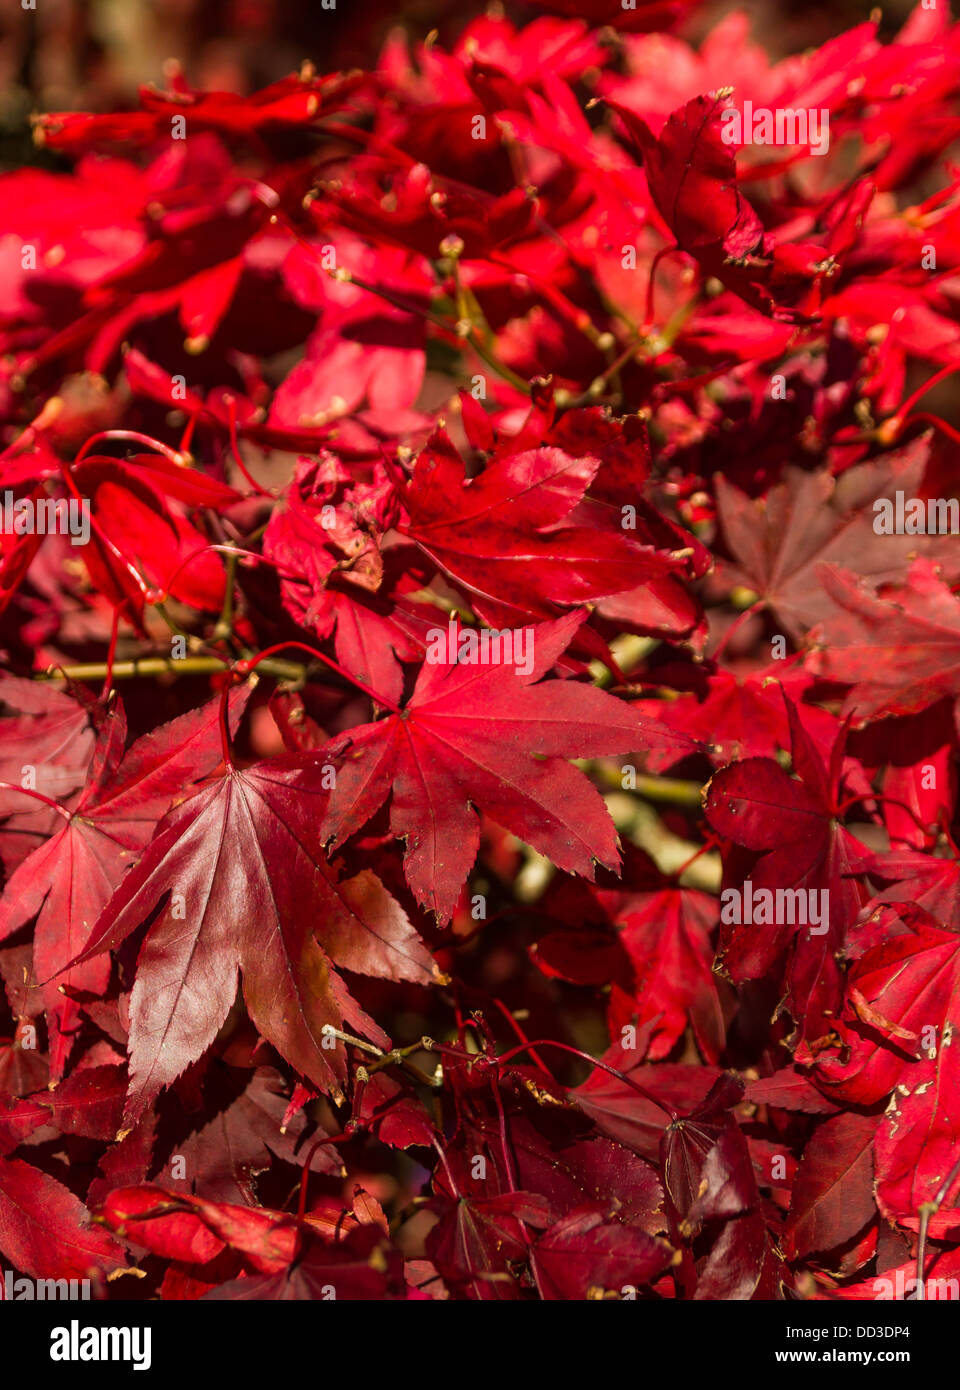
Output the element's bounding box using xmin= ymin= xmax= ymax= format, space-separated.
xmin=49 ymin=1320 xmax=152 ymax=1371
xmin=721 ymin=101 xmax=830 ymax=156
xmin=719 ymin=881 xmax=829 ymax=934
xmin=873 ymin=1269 xmax=959 ymax=1300
xmin=4 ymin=1269 xmax=91 ymax=1299
xmin=426 ymin=623 xmax=534 ymax=675
xmin=0 ymin=492 xmax=90 ymax=546
xmin=873 ymin=491 xmax=960 ymax=534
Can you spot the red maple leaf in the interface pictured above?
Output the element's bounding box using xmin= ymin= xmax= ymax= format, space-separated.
xmin=703 ymin=695 xmax=870 ymax=1055
xmin=319 ymin=610 xmax=695 ymax=920
xmin=76 ymin=756 xmax=438 ymax=1121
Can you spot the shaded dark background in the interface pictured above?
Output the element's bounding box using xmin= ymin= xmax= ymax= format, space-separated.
xmin=0 ymin=0 xmax=924 ymax=171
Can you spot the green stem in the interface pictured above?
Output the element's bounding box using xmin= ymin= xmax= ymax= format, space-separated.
xmin=597 ymin=768 xmax=704 ymax=807
xmin=211 ymin=549 xmax=241 ymax=642
xmin=38 ymin=656 xmax=305 ymax=683
xmin=446 ymin=254 xmax=532 ymax=398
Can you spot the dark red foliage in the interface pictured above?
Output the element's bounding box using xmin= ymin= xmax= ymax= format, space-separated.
xmin=2 ymin=0 xmax=960 ymax=1304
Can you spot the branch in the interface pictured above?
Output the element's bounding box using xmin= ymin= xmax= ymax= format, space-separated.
xmin=37 ymin=655 xmax=305 ymax=683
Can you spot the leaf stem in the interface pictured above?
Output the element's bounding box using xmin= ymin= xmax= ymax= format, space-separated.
xmin=75 ymin=430 xmax=187 ymax=467
xmin=836 ymin=790 xmax=934 ymax=838
xmin=900 ymin=411 xmax=960 ymax=446
xmin=241 ymin=641 xmax=402 ymax=714
xmin=891 ymin=361 xmax=960 ymax=429
xmin=101 ymin=602 xmax=126 ymax=699
xmin=643 ymin=245 xmax=682 ymax=331
xmin=712 ymin=602 xmax=762 ymax=660
xmin=218 ymin=685 xmax=235 ymax=770
xmin=224 ymin=396 xmax=275 ymax=497
xmin=494 ymin=1039 xmax=679 ymax=1121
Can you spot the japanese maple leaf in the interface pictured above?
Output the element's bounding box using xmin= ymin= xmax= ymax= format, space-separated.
xmin=155 ymin=1062 xmax=341 ymax=1205
xmin=36 ymin=70 xmax=361 ymax=151
xmin=573 ymin=1049 xmax=722 ymax=1162
xmin=0 ymin=1156 xmax=126 ymax=1282
xmin=447 ymin=1097 xmax=670 ymax=1246
xmin=453 ymin=394 xmax=707 ymax=640
xmin=536 ymin=847 xmax=724 ymax=1062
xmin=202 ymin=1224 xmax=406 ymax=1301
xmin=0 ymin=1041 xmax=46 ymax=1099
xmin=76 ymin=756 xmax=438 ymax=1123
xmin=813 ymin=905 xmax=960 ymax=1238
xmin=312 ymin=156 xmax=541 ymax=264
xmin=357 ymin=1072 xmax=436 ymax=1152
xmin=601 ymin=871 xmax=724 ymax=1064
xmin=533 ymin=1203 xmax=676 ymax=1300
xmin=672 ymin=659 xmax=848 ymax=758
xmin=75 ymin=456 xmax=226 ymax=622
xmin=121 ymin=348 xmax=333 ymax=456
xmin=632 ymin=668 xmax=815 ymax=770
xmin=0 ymin=690 xmax=248 ymax=1079
xmin=703 ymin=695 xmax=869 ymax=1056
xmin=826 ymin=1247 xmax=960 ymax=1302
xmin=611 ymin=92 xmax=822 ymax=319
xmin=270 ymin=282 xmax=426 ymax=427
xmin=0 ymin=727 xmax=140 ymax=1077
xmin=657 ymin=1073 xmax=747 ymax=1227
xmin=97 ymin=1184 xmax=296 ymax=1272
xmin=807 ymin=559 xmax=960 ymax=721
xmin=744 ymin=1066 xmax=840 ymax=1116
xmin=691 ymin=1207 xmax=784 ymax=1299
xmin=318 ymin=610 xmax=696 ymax=921
xmin=598 ymin=8 xmax=866 ymax=128
xmin=820 ymin=282 xmax=960 ymax=387
xmin=651 ymin=1073 xmax=785 ymax=1298
xmin=97 ymin=1183 xmax=406 ymax=1298
xmin=0 ymin=674 xmax=96 ymax=834
xmin=398 ymin=429 xmax=690 ymax=624
xmin=614 ymin=92 xmax=764 ymax=259
xmin=855 ymin=699 xmax=959 ymax=850
xmin=783 ymin=1111 xmax=878 ymax=1261
xmin=263 ymin=455 xmax=421 ymax=706
xmin=2 ymin=1064 xmax=126 ymax=1144
xmin=866 ymin=847 xmax=960 ymax=929
xmin=426 ymin=1191 xmax=553 ymax=1300
xmin=715 ymin=443 xmax=960 ymax=643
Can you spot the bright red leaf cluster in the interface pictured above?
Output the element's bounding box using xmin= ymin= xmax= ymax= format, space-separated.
xmin=1 ymin=0 xmax=960 ymax=1302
